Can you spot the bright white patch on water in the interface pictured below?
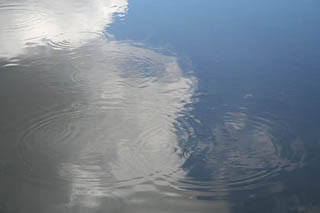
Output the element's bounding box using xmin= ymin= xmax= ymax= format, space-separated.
xmin=0 ymin=0 xmax=127 ymax=58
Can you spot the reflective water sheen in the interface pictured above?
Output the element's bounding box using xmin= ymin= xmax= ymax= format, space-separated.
xmin=1 ymin=0 xmax=320 ymax=212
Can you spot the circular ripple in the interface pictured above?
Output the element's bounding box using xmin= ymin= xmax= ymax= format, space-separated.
xmin=176 ymin=111 xmax=305 ymax=197
xmin=13 ymin=39 xmax=196 ymax=196
xmin=0 ymin=4 xmax=48 ymax=33
xmin=18 ymin=103 xmax=186 ymax=191
xmin=18 ymin=105 xmax=88 ymax=162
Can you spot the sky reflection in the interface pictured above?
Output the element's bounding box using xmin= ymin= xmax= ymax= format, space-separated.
xmin=1 ymin=0 xmax=319 ymax=212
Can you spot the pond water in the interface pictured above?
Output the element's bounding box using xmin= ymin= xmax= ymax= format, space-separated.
xmin=1 ymin=0 xmax=320 ymax=212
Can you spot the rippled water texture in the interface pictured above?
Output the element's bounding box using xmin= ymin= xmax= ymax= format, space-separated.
xmin=0 ymin=0 xmax=127 ymax=58
xmin=1 ymin=0 xmax=320 ymax=212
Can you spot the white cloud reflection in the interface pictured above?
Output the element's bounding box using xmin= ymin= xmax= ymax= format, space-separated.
xmin=55 ymin=41 xmax=196 ymax=206
xmin=0 ymin=0 xmax=127 ymax=58
xmin=0 ymin=0 xmax=198 ymax=208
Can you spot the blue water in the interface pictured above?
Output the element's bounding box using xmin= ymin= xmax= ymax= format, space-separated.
xmin=1 ymin=0 xmax=320 ymax=212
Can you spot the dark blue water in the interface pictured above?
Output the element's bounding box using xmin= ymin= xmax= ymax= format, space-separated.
xmin=1 ymin=0 xmax=320 ymax=212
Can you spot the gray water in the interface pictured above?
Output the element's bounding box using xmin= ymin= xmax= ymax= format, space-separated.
xmin=1 ymin=0 xmax=320 ymax=212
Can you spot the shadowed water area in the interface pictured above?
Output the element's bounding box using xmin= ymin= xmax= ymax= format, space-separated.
xmin=1 ymin=0 xmax=320 ymax=212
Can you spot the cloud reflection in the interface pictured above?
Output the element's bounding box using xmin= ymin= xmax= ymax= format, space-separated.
xmin=54 ymin=40 xmax=197 ymax=207
xmin=0 ymin=0 xmax=127 ymax=58
xmin=0 ymin=0 xmax=199 ymax=210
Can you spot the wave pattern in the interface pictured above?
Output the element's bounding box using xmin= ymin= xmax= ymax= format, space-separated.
xmin=16 ymin=40 xmax=196 ymax=202
xmin=177 ymin=110 xmax=305 ymax=198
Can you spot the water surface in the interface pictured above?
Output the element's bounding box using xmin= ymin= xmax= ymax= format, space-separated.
xmin=1 ymin=0 xmax=320 ymax=212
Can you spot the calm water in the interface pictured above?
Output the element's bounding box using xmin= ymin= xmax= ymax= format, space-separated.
xmin=1 ymin=0 xmax=320 ymax=212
